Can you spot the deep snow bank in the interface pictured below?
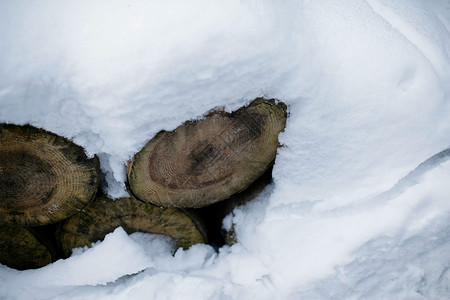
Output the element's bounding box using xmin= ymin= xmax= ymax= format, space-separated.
xmin=1 ymin=0 xmax=449 ymax=299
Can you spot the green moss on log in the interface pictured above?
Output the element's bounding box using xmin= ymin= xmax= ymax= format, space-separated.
xmin=58 ymin=194 xmax=206 ymax=257
xmin=0 ymin=225 xmax=52 ymax=270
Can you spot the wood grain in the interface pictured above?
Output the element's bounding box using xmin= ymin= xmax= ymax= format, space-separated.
xmin=0 ymin=124 xmax=100 ymax=226
xmin=127 ymin=98 xmax=287 ymax=208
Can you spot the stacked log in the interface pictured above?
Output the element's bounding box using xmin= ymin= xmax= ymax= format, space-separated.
xmin=0 ymin=124 xmax=100 ymax=226
xmin=127 ymin=98 xmax=287 ymax=208
xmin=0 ymin=225 xmax=53 ymax=270
xmin=58 ymin=194 xmax=206 ymax=257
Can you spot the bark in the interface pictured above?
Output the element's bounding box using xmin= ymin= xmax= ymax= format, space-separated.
xmin=0 ymin=225 xmax=52 ymax=270
xmin=127 ymin=98 xmax=287 ymax=208
xmin=0 ymin=124 xmax=100 ymax=226
xmin=58 ymin=194 xmax=207 ymax=257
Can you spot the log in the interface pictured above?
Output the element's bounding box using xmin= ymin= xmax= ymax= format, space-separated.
xmin=127 ymin=98 xmax=287 ymax=208
xmin=58 ymin=194 xmax=207 ymax=257
xmin=0 ymin=225 xmax=52 ymax=270
xmin=0 ymin=124 xmax=100 ymax=226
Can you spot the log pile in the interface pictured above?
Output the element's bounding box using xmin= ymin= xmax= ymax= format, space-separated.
xmin=0 ymin=98 xmax=287 ymax=270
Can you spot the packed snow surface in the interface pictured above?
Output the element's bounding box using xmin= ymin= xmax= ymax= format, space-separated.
xmin=1 ymin=0 xmax=450 ymax=299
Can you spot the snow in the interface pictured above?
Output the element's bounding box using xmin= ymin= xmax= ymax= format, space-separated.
xmin=1 ymin=0 xmax=450 ymax=299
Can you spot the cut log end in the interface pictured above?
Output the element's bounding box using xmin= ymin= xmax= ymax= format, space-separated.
xmin=0 ymin=124 xmax=100 ymax=226
xmin=127 ymin=98 xmax=287 ymax=208
xmin=58 ymin=194 xmax=206 ymax=257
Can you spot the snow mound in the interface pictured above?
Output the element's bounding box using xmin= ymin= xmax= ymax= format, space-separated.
xmin=1 ymin=0 xmax=450 ymax=299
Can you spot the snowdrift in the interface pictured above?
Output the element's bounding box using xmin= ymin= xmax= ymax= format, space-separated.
xmin=1 ymin=0 xmax=449 ymax=299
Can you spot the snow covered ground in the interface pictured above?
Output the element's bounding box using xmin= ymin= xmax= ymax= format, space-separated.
xmin=1 ymin=0 xmax=450 ymax=299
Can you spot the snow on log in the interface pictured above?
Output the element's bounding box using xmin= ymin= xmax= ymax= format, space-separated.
xmin=0 ymin=225 xmax=53 ymax=270
xmin=127 ymin=98 xmax=287 ymax=208
xmin=58 ymin=194 xmax=207 ymax=257
xmin=0 ymin=124 xmax=100 ymax=226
